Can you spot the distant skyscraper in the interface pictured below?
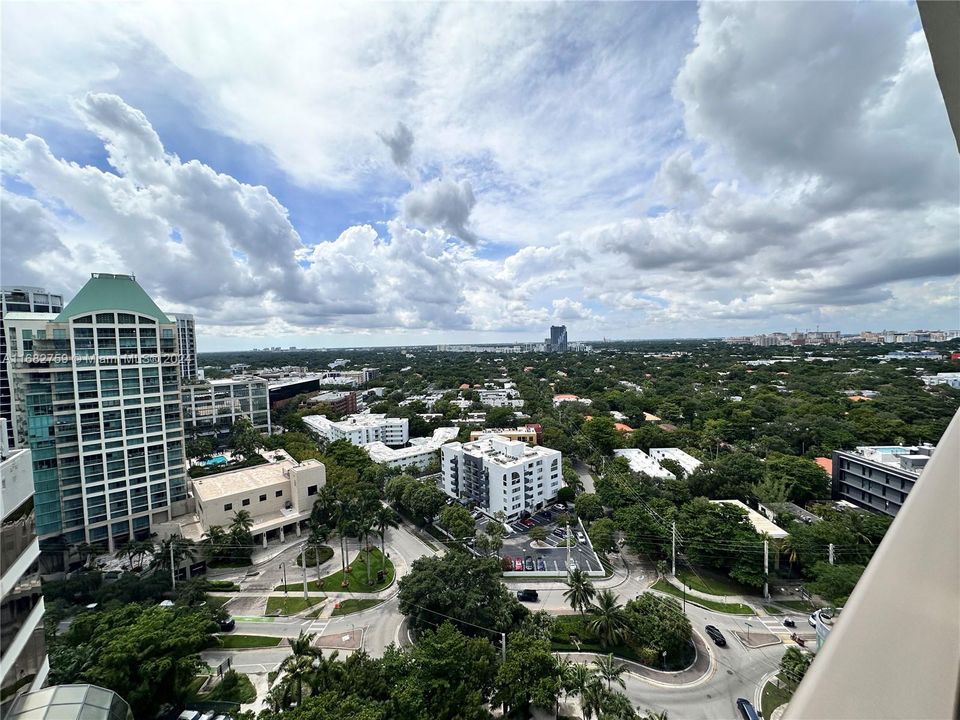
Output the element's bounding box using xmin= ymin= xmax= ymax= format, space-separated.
xmin=171 ymin=313 xmax=198 ymax=379
xmin=549 ymin=325 xmax=568 ymax=352
xmin=1 ymin=286 xmax=64 ymax=448
xmin=4 ymin=273 xmax=187 ymax=552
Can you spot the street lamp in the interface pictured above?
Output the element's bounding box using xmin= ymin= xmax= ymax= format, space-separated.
xmin=661 ymin=650 xmax=667 ymax=671
xmin=280 ymin=562 xmax=287 ymax=596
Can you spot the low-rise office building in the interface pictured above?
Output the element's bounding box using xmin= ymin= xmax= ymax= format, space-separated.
xmin=309 ymin=390 xmax=358 ymax=416
xmin=303 ymin=413 xmax=408 ymax=447
xmin=477 ymin=389 xmax=524 ymax=408
xmin=441 ymin=436 xmax=562 ymax=520
xmin=921 ymin=372 xmax=960 ymax=389
xmin=158 ymin=449 xmax=324 ymax=547
xmin=831 ymin=444 xmax=935 ymax=517
xmin=1 ymin=434 xmax=48 ymax=707
xmin=649 ymin=447 xmax=703 ymax=476
xmin=181 ymin=377 xmax=271 ymax=440
xmin=613 ymin=449 xmax=675 ymax=480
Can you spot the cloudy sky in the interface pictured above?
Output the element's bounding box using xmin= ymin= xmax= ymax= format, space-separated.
xmin=2 ymin=2 xmax=957 ymax=350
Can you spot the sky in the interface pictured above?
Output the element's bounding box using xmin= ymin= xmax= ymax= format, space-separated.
xmin=1 ymin=2 xmax=958 ymax=351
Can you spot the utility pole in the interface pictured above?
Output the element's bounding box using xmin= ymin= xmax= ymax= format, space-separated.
xmin=671 ymin=522 xmax=676 ymax=577
xmin=828 ymin=543 xmax=835 ymax=565
xmin=301 ymin=547 xmax=308 ymax=602
xmin=500 ymin=632 xmax=507 ymax=663
xmin=763 ymin=539 xmax=769 ymax=600
xmin=169 ymin=539 xmax=176 ymax=590
xmin=280 ymin=563 xmax=288 ymax=596
xmin=316 ymin=543 xmax=322 ymax=583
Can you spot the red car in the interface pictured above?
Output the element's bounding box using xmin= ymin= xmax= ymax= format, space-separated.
xmin=522 ymin=518 xmax=535 ymax=527
xmin=514 ymin=558 xmax=523 ymax=571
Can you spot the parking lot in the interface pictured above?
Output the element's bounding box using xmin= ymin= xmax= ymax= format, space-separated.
xmin=498 ymin=506 xmax=604 ymax=575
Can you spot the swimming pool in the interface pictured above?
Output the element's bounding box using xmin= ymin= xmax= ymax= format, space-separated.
xmin=201 ymin=455 xmax=228 ymax=466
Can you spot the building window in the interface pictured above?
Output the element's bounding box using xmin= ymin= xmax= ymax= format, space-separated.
xmin=242 ymin=498 xmax=250 ymax=507
xmin=224 ymin=503 xmax=232 ymax=511
xmin=275 ymin=490 xmax=283 ymax=497
xmin=308 ymin=485 xmax=318 ymax=496
xmin=259 ymin=494 xmax=267 ymax=502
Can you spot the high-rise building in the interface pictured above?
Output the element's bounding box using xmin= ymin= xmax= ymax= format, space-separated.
xmin=181 ymin=377 xmax=271 ymax=440
xmin=548 ymin=325 xmax=568 ymax=353
xmin=1 ymin=423 xmax=48 ymax=706
xmin=3 ymin=273 xmax=187 ymax=552
xmin=1 ymin=287 xmax=65 ymax=449
xmin=170 ymin=313 xmax=197 ymax=379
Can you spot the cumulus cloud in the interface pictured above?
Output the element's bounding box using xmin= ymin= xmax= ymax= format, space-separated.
xmin=1 ymin=3 xmax=957 ymax=344
xmin=402 ymin=178 xmax=478 ymax=245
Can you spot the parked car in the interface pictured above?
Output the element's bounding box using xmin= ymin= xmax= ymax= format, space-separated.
xmin=522 ymin=518 xmax=536 ymax=527
xmin=524 ymin=556 xmax=534 ymax=571
xmin=552 ymin=528 xmax=566 ymax=538
xmin=541 ymin=510 xmax=553 ymax=520
xmin=514 ymin=558 xmax=523 ymax=571
xmin=567 ymin=560 xmax=579 ymax=572
xmin=704 ymin=625 xmax=726 ymax=647
xmin=536 ymin=557 xmax=546 ymax=571
xmin=516 ymin=589 xmax=539 ymax=602
xmin=218 ymin=617 xmax=235 ymax=632
xmin=736 ymin=698 xmax=760 ymax=720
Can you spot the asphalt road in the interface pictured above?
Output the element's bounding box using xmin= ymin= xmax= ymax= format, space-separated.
xmin=209 ymin=522 xmax=783 ymax=718
xmin=573 ymin=460 xmax=596 ymax=494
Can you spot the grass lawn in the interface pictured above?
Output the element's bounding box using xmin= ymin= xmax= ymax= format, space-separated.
xmin=332 ymin=598 xmax=384 ymax=616
xmin=761 ymin=678 xmax=794 ymax=717
xmin=206 ymin=596 xmax=230 ymax=610
xmin=676 ymin=568 xmax=751 ymax=597
xmin=772 ymin=599 xmax=821 ymax=612
xmin=276 ymin=548 xmax=395 ymax=593
xmin=265 ymin=596 xmax=324 ymax=616
xmin=550 ymin=615 xmax=694 ymax=670
xmin=296 ymin=545 xmax=334 ymax=567
xmin=218 ymin=634 xmax=283 ymax=648
xmin=652 ymin=580 xmax=754 ymax=615
xmin=202 ymin=670 xmax=256 ymax=704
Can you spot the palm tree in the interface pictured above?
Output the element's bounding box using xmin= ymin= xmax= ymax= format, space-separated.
xmin=562 ymin=662 xmax=595 ymax=702
xmin=230 ymin=509 xmax=254 ymax=535
xmin=587 ymin=590 xmax=628 ymax=649
xmin=202 ymin=525 xmax=228 ymax=562
xmin=592 ymin=653 xmax=626 ymax=692
xmin=279 ymin=654 xmax=315 ymax=707
xmin=151 ymin=535 xmax=198 ymax=572
xmin=373 ymin=505 xmax=398 ymax=575
xmin=581 ymin=677 xmax=608 ymax=720
xmin=289 ymin=630 xmax=320 ymax=659
xmin=780 ymin=535 xmax=800 ymax=577
xmin=355 ymin=511 xmax=375 ymax=586
xmin=563 ymin=568 xmax=597 ymax=619
xmin=640 ymin=711 xmax=669 ymax=720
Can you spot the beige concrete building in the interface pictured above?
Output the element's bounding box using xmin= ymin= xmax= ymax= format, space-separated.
xmin=159 ymin=449 xmax=325 ymax=547
xmin=469 ymin=427 xmax=538 ymax=445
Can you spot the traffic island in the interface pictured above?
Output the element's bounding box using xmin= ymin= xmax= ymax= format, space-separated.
xmin=733 ymin=630 xmax=781 ymax=648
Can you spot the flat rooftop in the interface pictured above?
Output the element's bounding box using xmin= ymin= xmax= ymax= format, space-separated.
xmin=192 ymin=450 xmax=299 ymax=501
xmin=711 ymin=499 xmax=789 ymax=539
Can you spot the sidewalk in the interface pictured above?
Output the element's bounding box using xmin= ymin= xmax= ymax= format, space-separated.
xmin=662 ymin=575 xmax=760 ymax=611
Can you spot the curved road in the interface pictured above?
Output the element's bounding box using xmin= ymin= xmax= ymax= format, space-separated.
xmin=205 ymin=523 xmax=783 ymax=718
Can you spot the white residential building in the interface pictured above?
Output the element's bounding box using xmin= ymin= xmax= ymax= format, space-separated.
xmin=441 ymin=436 xmax=562 ymax=520
xmin=364 ymin=427 xmax=459 ymax=470
xmin=302 ymin=413 xmax=408 ymax=446
xmin=552 ymin=394 xmax=591 ymax=407
xmin=649 ymin=448 xmax=703 ymax=476
xmin=613 ymin=449 xmax=675 ymax=480
xmin=921 ymin=372 xmax=960 ymax=389
xmin=469 ymin=426 xmax=539 ymax=445
xmin=1 ymin=432 xmax=48 ymax=703
xmin=477 ymin=389 xmax=524 ymax=408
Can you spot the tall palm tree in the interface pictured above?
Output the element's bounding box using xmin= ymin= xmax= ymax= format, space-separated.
xmin=279 ymin=654 xmax=315 ymax=707
xmin=592 ymin=653 xmax=626 ymax=692
xmin=289 ymin=630 xmax=319 ymax=659
xmin=355 ymin=511 xmax=375 ymax=586
xmin=373 ymin=505 xmax=398 ymax=575
xmin=580 ymin=677 xmax=608 ymax=720
xmin=202 ymin=525 xmax=228 ymax=562
xmin=562 ymin=662 xmax=595 ymax=702
xmin=587 ymin=590 xmax=628 ymax=649
xmin=563 ymin=568 xmax=597 ymax=619
xmin=151 ymin=535 xmax=198 ymax=572
xmin=230 ymin=509 xmax=254 ymax=535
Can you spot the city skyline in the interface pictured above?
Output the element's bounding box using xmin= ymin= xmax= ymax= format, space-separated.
xmin=2 ymin=3 xmax=958 ymax=352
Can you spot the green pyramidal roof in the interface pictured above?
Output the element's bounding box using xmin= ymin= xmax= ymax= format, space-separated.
xmin=56 ymin=274 xmax=172 ymax=323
